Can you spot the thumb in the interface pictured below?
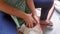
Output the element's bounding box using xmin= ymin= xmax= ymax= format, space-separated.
xmin=33 ymin=15 xmax=39 ymax=23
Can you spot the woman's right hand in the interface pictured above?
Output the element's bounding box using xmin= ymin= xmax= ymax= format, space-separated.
xmin=23 ymin=14 xmax=37 ymax=28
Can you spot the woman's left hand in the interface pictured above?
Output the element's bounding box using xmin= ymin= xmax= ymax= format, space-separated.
xmin=32 ymin=14 xmax=40 ymax=24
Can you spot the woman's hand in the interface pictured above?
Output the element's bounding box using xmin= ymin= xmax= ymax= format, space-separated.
xmin=32 ymin=14 xmax=40 ymax=24
xmin=23 ymin=14 xmax=37 ymax=28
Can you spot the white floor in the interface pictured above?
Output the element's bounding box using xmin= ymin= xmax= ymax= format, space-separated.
xmin=44 ymin=10 xmax=60 ymax=34
xmin=11 ymin=8 xmax=60 ymax=34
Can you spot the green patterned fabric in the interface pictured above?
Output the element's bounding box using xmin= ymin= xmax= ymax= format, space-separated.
xmin=4 ymin=0 xmax=31 ymax=27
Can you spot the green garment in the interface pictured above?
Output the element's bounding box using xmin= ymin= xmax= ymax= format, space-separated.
xmin=4 ymin=0 xmax=31 ymax=27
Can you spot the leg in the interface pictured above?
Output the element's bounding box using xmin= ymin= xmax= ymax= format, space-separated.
xmin=34 ymin=0 xmax=54 ymax=26
xmin=34 ymin=0 xmax=54 ymax=31
xmin=34 ymin=0 xmax=54 ymax=20
xmin=47 ymin=4 xmax=54 ymax=20
xmin=40 ymin=0 xmax=54 ymax=26
xmin=0 ymin=11 xmax=18 ymax=34
xmin=40 ymin=8 xmax=53 ymax=26
xmin=40 ymin=8 xmax=50 ymax=20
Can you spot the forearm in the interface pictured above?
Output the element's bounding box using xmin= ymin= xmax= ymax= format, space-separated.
xmin=0 ymin=1 xmax=27 ymax=19
xmin=26 ymin=0 xmax=36 ymax=15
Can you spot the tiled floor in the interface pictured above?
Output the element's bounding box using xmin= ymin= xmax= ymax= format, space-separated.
xmin=44 ymin=10 xmax=60 ymax=34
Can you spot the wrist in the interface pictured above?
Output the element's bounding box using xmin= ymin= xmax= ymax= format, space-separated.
xmin=21 ymin=14 xmax=28 ymax=20
xmin=32 ymin=10 xmax=37 ymax=15
xmin=32 ymin=12 xmax=37 ymax=16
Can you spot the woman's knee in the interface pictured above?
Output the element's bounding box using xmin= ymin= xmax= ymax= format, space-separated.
xmin=34 ymin=0 xmax=54 ymax=8
xmin=47 ymin=0 xmax=54 ymax=5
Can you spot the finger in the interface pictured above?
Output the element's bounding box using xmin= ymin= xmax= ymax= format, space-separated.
xmin=24 ymin=22 xmax=29 ymax=27
xmin=29 ymin=24 xmax=31 ymax=28
xmin=31 ymin=23 xmax=34 ymax=28
xmin=33 ymin=20 xmax=37 ymax=26
xmin=33 ymin=19 xmax=37 ymax=24
xmin=26 ymin=22 xmax=32 ymax=28
xmin=34 ymin=16 xmax=39 ymax=23
xmin=28 ymin=23 xmax=31 ymax=28
xmin=32 ymin=16 xmax=37 ymax=23
xmin=29 ymin=23 xmax=33 ymax=28
xmin=24 ymin=22 xmax=26 ymax=25
xmin=26 ymin=24 xmax=29 ymax=28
